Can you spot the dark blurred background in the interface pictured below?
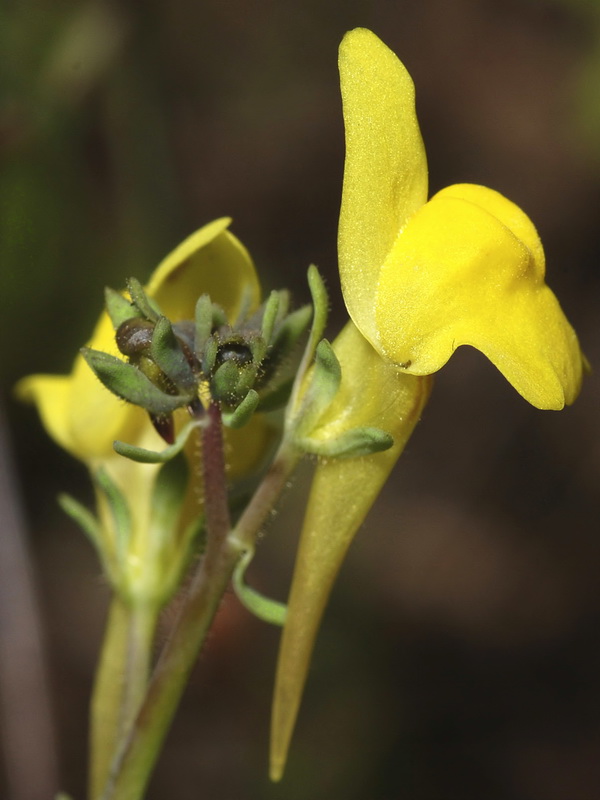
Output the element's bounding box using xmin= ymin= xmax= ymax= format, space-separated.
xmin=1 ymin=0 xmax=600 ymax=798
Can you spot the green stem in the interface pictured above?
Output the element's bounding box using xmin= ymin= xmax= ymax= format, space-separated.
xmin=100 ymin=429 xmax=300 ymax=800
xmin=230 ymin=438 xmax=300 ymax=551
xmin=119 ymin=602 xmax=158 ymax=734
xmin=89 ymin=597 xmax=158 ymax=800
xmin=99 ymin=402 xmax=231 ymax=800
xmin=101 ymin=540 xmax=240 ymax=800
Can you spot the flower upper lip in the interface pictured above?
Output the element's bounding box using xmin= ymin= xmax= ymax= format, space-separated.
xmin=338 ymin=27 xmax=585 ymax=410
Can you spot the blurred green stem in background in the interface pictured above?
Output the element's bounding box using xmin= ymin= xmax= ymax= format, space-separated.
xmin=96 ymin=414 xmax=300 ymax=800
xmin=90 ymin=598 xmax=159 ymax=800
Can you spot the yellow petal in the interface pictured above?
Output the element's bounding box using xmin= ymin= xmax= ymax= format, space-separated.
xmin=147 ymin=217 xmax=261 ymax=322
xmin=338 ymin=28 xmax=428 ymax=344
xmin=375 ymin=184 xmax=584 ymax=409
xmin=15 ymin=374 xmax=79 ymax=455
xmin=15 ymin=362 xmax=151 ymax=461
xmin=270 ymin=322 xmax=432 ymax=781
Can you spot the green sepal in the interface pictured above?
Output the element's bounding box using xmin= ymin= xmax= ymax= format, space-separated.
xmin=211 ymin=304 xmax=228 ymax=329
xmin=114 ymin=419 xmax=203 ymax=463
xmin=306 ymin=265 xmax=329 ymax=358
xmin=202 ymin=336 xmax=219 ymax=374
xmin=126 ymin=277 xmax=161 ymax=322
xmin=194 ymin=294 xmax=214 ymax=355
xmin=271 ymin=289 xmax=291 ymax=332
xmin=223 ymin=389 xmax=260 ymax=429
xmin=270 ymin=305 xmax=312 ymax=357
xmin=151 ymin=316 xmax=197 ymax=392
xmin=295 ymin=339 xmax=341 ymax=433
xmin=232 ymin=547 xmax=287 ymax=626
xmin=81 ymin=348 xmax=192 ymax=414
xmin=94 ymin=467 xmax=132 ymax=557
xmin=105 ymin=287 xmax=140 ymax=329
xmin=211 ymin=359 xmax=257 ymax=405
xmin=284 ymin=267 xmax=329 ymax=426
xmin=233 ymin=283 xmax=256 ymax=326
xmin=211 ymin=359 xmax=240 ymax=401
xmin=58 ymin=492 xmax=103 ymax=552
xmin=257 ymin=304 xmax=312 ymax=402
xmin=298 ymin=426 xmax=394 ymax=458
xmin=313 ymin=339 xmax=341 ymax=401
xmin=261 ymin=290 xmax=281 ymax=343
xmin=248 ymin=335 xmax=268 ymax=365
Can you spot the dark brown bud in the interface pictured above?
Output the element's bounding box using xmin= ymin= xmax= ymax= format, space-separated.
xmin=116 ymin=318 xmax=155 ymax=357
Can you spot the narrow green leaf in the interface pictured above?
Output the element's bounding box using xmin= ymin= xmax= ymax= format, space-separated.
xmin=233 ymin=548 xmax=287 ymax=626
xmin=58 ymin=493 xmax=103 ymax=551
xmin=297 ymin=426 xmax=394 ymax=458
xmin=114 ymin=419 xmax=203 ymax=463
xmin=94 ymin=467 xmax=132 ymax=556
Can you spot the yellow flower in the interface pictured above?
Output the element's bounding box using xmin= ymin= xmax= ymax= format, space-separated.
xmin=338 ymin=27 xmax=584 ymax=409
xmin=17 ymin=218 xmax=273 ymax=602
xmin=270 ymin=28 xmax=586 ymax=780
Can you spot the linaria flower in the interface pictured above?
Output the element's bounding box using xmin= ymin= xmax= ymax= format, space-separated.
xmin=338 ymin=28 xmax=584 ymax=409
xmin=270 ymin=28 xmax=586 ymax=780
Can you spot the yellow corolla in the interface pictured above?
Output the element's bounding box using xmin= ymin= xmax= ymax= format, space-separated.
xmin=270 ymin=28 xmax=586 ymax=781
xmin=17 ymin=218 xmax=272 ymax=601
xmin=338 ymin=27 xmax=584 ymax=409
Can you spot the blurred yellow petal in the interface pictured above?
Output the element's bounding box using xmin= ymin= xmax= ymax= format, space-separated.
xmin=16 ymin=374 xmax=77 ymax=455
xmin=16 ymin=355 xmax=152 ymax=461
xmin=375 ymin=185 xmax=584 ymax=409
xmin=270 ymin=322 xmax=432 ymax=781
xmin=338 ymin=28 xmax=428 ymax=344
xmin=147 ymin=217 xmax=261 ymax=321
xmin=226 ymin=414 xmax=276 ymax=479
